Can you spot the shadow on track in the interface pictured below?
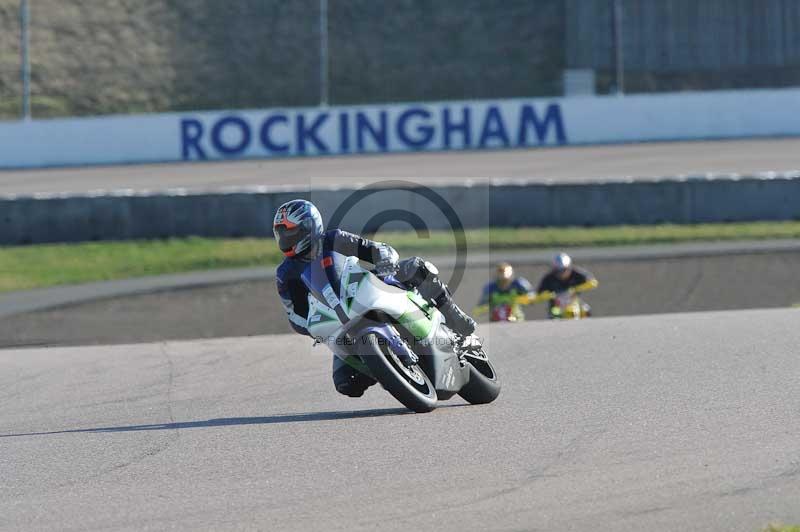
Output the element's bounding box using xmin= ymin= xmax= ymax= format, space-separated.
xmin=0 ymin=407 xmax=417 ymax=438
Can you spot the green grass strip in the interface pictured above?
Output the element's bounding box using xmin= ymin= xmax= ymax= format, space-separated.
xmin=0 ymin=237 xmax=283 ymax=293
xmin=1 ymin=221 xmax=800 ymax=293
xmin=381 ymin=222 xmax=800 ymax=252
xmin=763 ymin=524 xmax=800 ymax=532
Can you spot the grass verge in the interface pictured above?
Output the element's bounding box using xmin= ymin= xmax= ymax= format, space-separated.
xmin=1 ymin=222 xmax=800 ymax=293
xmin=763 ymin=524 xmax=800 ymax=532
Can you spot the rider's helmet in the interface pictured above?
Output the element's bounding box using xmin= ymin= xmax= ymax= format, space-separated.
xmin=552 ymin=252 xmax=572 ymax=274
xmin=273 ymin=199 xmax=324 ymax=260
xmin=496 ymin=262 xmax=514 ymax=290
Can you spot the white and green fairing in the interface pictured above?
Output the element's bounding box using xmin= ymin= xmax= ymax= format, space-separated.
xmin=306 ymin=256 xmax=442 ymax=345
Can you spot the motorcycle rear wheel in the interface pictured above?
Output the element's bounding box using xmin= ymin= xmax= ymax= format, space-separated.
xmin=360 ymin=333 xmax=438 ymax=413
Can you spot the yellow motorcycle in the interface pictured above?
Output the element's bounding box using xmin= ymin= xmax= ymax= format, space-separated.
xmin=545 ymin=290 xmax=591 ymax=320
xmin=474 ymin=289 xmax=592 ymax=322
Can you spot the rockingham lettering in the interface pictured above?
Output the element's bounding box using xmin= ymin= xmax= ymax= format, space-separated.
xmin=180 ymin=100 xmax=567 ymax=160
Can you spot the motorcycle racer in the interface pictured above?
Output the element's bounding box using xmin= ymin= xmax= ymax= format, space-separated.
xmin=477 ymin=262 xmax=535 ymax=322
xmin=536 ymin=253 xmax=598 ymax=316
xmin=273 ymin=199 xmax=476 ymax=398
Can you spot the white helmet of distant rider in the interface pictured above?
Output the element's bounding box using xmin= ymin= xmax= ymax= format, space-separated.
xmin=552 ymin=252 xmax=572 ymax=280
xmin=496 ymin=262 xmax=514 ymax=290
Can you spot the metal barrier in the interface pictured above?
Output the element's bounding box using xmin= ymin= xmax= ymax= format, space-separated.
xmin=2 ymin=175 xmax=799 ymax=245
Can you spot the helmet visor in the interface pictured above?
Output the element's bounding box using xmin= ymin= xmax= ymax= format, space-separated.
xmin=274 ymin=224 xmax=304 ymax=254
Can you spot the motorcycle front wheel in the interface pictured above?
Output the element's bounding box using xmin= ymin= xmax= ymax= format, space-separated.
xmin=458 ymin=346 xmax=501 ymax=405
xmin=359 ymin=333 xmax=438 ymax=413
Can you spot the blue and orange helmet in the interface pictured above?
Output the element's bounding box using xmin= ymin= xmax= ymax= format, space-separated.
xmin=273 ymin=200 xmax=324 ymax=260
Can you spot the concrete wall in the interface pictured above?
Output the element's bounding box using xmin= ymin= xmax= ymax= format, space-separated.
xmin=3 ymin=176 xmax=799 ymax=245
xmin=4 ymin=88 xmax=800 ymax=168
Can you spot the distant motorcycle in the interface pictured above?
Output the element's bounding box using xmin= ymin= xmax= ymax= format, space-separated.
xmin=546 ymin=291 xmax=591 ymax=320
xmin=474 ymin=292 xmax=532 ymax=322
xmin=303 ymin=251 xmax=500 ymax=413
xmin=475 ymin=290 xmax=591 ymax=322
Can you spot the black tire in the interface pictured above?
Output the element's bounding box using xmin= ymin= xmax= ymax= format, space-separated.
xmin=458 ymin=349 xmax=501 ymax=405
xmin=359 ymin=333 xmax=438 ymax=413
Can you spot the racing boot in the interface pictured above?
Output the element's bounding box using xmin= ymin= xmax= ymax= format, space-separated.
xmin=436 ymin=294 xmax=476 ymax=336
xmin=332 ymin=356 xmax=376 ymax=397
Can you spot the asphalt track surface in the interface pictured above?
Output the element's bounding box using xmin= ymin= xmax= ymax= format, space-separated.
xmin=2 ymin=249 xmax=799 ymax=348
xmin=3 ymin=137 xmax=800 ymax=196
xmin=2 ymin=308 xmax=800 ymax=531
xmin=3 ymin=139 xmax=800 ymax=530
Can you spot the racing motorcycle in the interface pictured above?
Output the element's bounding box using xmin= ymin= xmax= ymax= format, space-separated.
xmin=475 ymin=291 xmax=591 ymax=322
xmin=546 ymin=291 xmax=591 ymax=320
xmin=302 ymin=251 xmax=501 ymax=413
xmin=474 ymin=292 xmax=532 ymax=322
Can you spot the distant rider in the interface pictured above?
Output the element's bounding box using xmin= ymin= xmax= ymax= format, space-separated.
xmin=477 ymin=262 xmax=535 ymax=322
xmin=273 ymin=199 xmax=476 ymax=398
xmin=536 ymin=253 xmax=598 ymax=317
